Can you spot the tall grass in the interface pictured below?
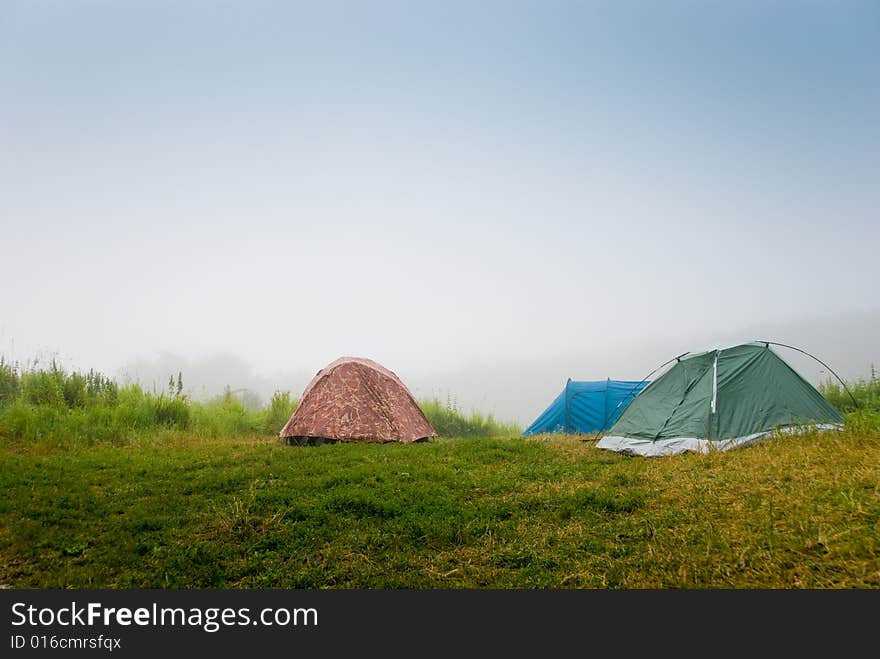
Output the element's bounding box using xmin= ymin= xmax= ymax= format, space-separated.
xmin=420 ymin=396 xmax=521 ymax=437
xmin=819 ymin=365 xmax=880 ymax=413
xmin=262 ymin=390 xmax=297 ymax=434
xmin=0 ymin=360 xmax=520 ymax=446
xmin=818 ymin=366 xmax=880 ymax=433
xmin=0 ymin=359 xmax=296 ymax=446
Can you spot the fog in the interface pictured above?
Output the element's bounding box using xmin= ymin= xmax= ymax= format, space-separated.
xmin=64 ymin=308 xmax=871 ymax=427
xmin=2 ymin=2 xmax=878 ymax=426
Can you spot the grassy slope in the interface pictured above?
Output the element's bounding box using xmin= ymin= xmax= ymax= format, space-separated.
xmin=1 ymin=430 xmax=877 ymax=589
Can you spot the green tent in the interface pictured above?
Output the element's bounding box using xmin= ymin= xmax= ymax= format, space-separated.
xmin=596 ymin=342 xmax=845 ymax=456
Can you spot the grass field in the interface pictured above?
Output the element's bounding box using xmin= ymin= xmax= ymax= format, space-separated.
xmin=2 ymin=360 xmax=878 ymax=589
xmin=2 ymin=427 xmax=878 ymax=589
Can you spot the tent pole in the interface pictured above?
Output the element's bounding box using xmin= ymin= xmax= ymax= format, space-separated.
xmin=596 ymin=351 xmax=690 ymax=437
xmin=758 ymin=340 xmax=859 ymax=409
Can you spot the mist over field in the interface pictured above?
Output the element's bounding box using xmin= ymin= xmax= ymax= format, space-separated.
xmin=4 ymin=308 xmax=867 ymax=428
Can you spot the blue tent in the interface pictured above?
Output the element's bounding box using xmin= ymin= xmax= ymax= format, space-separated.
xmin=523 ymin=379 xmax=650 ymax=436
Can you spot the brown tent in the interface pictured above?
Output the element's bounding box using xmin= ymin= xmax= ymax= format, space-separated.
xmin=279 ymin=356 xmax=437 ymax=445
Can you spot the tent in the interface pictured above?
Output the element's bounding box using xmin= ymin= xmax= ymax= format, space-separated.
xmin=523 ymin=379 xmax=649 ymax=436
xmin=280 ymin=356 xmax=437 ymax=445
xmin=595 ymin=342 xmax=845 ymax=457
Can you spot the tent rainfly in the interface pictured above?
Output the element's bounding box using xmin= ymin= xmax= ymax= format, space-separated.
xmin=595 ymin=342 xmax=845 ymax=457
xmin=523 ymin=379 xmax=649 ymax=436
xmin=280 ymin=356 xmax=437 ymax=445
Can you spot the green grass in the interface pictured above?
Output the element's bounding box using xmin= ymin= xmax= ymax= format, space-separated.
xmin=420 ymin=397 xmax=522 ymax=437
xmin=1 ymin=358 xmax=877 ymax=588
xmin=0 ymin=359 xmax=279 ymax=446
xmin=1 ymin=426 xmax=877 ymax=589
xmin=0 ymin=360 xmax=518 ymax=445
xmin=819 ymin=368 xmax=880 ymax=414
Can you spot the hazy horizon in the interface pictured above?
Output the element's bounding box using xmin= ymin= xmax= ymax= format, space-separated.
xmin=3 ymin=307 xmax=876 ymax=427
xmin=2 ymin=2 xmax=878 ymax=425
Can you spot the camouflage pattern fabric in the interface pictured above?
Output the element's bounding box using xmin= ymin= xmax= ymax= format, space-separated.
xmin=280 ymin=356 xmax=437 ymax=444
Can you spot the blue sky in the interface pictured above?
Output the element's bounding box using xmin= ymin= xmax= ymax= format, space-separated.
xmin=1 ymin=1 xmax=877 ymax=421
